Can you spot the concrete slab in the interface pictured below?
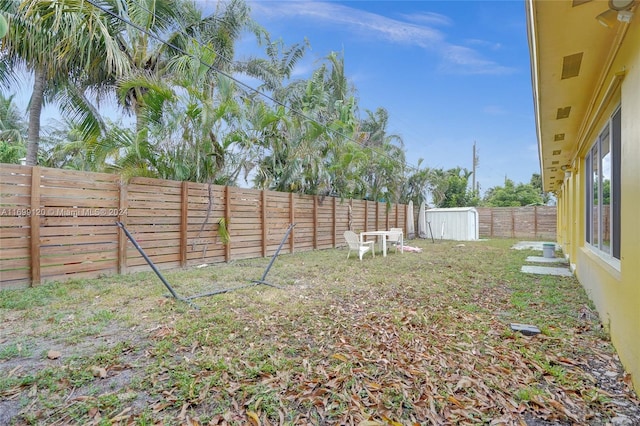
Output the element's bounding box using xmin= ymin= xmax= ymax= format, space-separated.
xmin=512 ymin=241 xmax=559 ymax=251
xmin=510 ymin=323 xmax=541 ymax=336
xmin=521 ymin=265 xmax=573 ymax=277
xmin=526 ymin=256 xmax=568 ymax=264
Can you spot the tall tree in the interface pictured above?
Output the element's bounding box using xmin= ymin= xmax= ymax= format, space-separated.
xmin=0 ymin=92 xmax=25 ymax=146
xmin=237 ymin=32 xmax=308 ymax=98
xmin=40 ymin=0 xmax=261 ymax=179
xmin=152 ymin=0 xmax=261 ymax=183
xmin=0 ymin=92 xmax=26 ymax=163
xmin=0 ymin=0 xmax=129 ymax=165
xmin=483 ymin=177 xmax=543 ymax=207
xmin=431 ymin=167 xmax=478 ymax=208
xmin=102 ymin=0 xmax=181 ymax=139
xmin=400 ymin=159 xmax=431 ymax=206
xmin=360 ymin=107 xmax=405 ymax=202
xmin=530 ymin=173 xmax=552 ymax=205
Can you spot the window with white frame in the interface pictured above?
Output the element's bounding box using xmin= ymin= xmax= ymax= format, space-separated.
xmin=585 ymin=107 xmax=621 ymax=261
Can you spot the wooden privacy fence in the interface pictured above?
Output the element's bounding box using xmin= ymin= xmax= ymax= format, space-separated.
xmin=0 ymin=165 xmax=407 ymax=289
xmin=476 ymin=206 xmax=557 ymax=239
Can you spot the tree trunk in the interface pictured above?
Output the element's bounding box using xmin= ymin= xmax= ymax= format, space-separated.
xmin=26 ymin=66 xmax=46 ymax=166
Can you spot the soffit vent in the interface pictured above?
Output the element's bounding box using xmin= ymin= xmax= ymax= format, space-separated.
xmin=561 ymin=53 xmax=583 ymax=79
xmin=554 ymin=133 xmax=565 ymax=141
xmin=572 ymin=0 xmax=591 ymax=6
xmin=552 ymin=150 xmax=562 ymax=155
xmin=557 ymin=106 xmax=572 ymax=119
xmin=552 ymin=160 xmax=560 ymax=165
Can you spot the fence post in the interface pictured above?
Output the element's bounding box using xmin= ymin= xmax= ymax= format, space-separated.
xmin=385 ymin=203 xmax=390 ymax=230
xmin=262 ymin=190 xmax=267 ymax=257
xmin=225 ymin=186 xmax=231 ymax=262
xmin=349 ymin=199 xmax=354 ymax=231
xmin=313 ymin=196 xmax=318 ymax=249
xmin=395 ymin=203 xmax=399 ymax=229
xmin=404 ymin=203 xmax=408 ymax=233
xmin=180 ymin=181 xmax=188 ymax=267
xmin=332 ymin=196 xmax=337 ymax=248
xmin=30 ymin=166 xmax=41 ymax=286
xmin=289 ymin=192 xmax=295 ymax=253
xmin=489 ymin=208 xmax=494 ymax=238
xmin=534 ymin=205 xmax=538 ymax=238
xmin=118 ymin=179 xmax=128 ymax=274
xmin=364 ymin=201 xmax=368 ymax=231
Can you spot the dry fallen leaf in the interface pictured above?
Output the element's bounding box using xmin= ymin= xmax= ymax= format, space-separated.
xmin=47 ymin=350 xmax=61 ymax=359
xmin=447 ymin=395 xmax=465 ymax=408
xmin=381 ymin=415 xmax=404 ymax=426
xmin=455 ymin=376 xmax=474 ymax=391
xmin=246 ymin=410 xmax=260 ymax=426
xmin=90 ymin=366 xmax=107 ymax=378
xmin=110 ymin=407 xmax=132 ymax=422
xmin=332 ymin=353 xmax=349 ymax=362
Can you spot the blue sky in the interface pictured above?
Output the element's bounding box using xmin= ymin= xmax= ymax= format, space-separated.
xmin=242 ymin=0 xmax=540 ymax=195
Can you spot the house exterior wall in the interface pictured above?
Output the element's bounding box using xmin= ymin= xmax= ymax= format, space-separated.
xmin=557 ymin=18 xmax=640 ymax=391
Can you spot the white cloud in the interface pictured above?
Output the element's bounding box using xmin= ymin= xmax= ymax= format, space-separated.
xmin=483 ymin=105 xmax=508 ymax=115
xmin=248 ymin=1 xmax=513 ymax=75
xmin=401 ymin=11 xmax=453 ymax=27
xmin=249 ymin=1 xmax=443 ymax=46
xmin=465 ymin=38 xmax=503 ymax=51
xmin=440 ymin=45 xmax=514 ymax=75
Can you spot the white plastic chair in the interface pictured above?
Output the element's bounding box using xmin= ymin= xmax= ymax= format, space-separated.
xmin=344 ymin=230 xmax=375 ymax=261
xmin=387 ymin=228 xmax=404 ymax=254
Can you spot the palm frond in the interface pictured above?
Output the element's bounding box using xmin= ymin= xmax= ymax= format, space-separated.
xmin=217 ymin=217 xmax=230 ymax=245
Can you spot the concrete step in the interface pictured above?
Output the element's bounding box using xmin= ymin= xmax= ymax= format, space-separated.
xmin=521 ymin=265 xmax=573 ymax=277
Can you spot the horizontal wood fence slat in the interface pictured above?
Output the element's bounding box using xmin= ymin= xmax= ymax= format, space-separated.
xmin=476 ymin=206 xmax=556 ymax=239
xmin=1 ymin=165 xmax=408 ymax=289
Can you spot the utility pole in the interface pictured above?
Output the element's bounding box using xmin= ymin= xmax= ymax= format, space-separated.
xmin=472 ymin=141 xmax=480 ymax=194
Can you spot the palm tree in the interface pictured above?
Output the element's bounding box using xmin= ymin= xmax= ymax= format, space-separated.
xmin=0 ymin=12 xmax=7 ymax=38
xmin=110 ymin=0 xmax=257 ymax=133
xmin=252 ymin=51 xmax=362 ymax=196
xmin=157 ymin=57 xmax=241 ymax=183
xmin=399 ymin=159 xmax=428 ymax=206
xmin=260 ymin=69 xmax=331 ymax=194
xmin=237 ymin=32 xmax=308 ymax=99
xmin=143 ymin=0 xmax=265 ymax=184
xmin=233 ymin=97 xmax=287 ymax=189
xmin=0 ymin=92 xmax=25 ymax=145
xmin=14 ymin=0 xmax=260 ymax=178
xmin=358 ymin=107 xmax=405 ymax=202
xmin=175 ymin=0 xmax=258 ymax=74
xmin=425 ymin=168 xmax=448 ymax=207
xmin=0 ymin=93 xmax=26 ymax=163
xmin=107 ymin=0 xmax=266 ymax=180
xmin=325 ymin=52 xmax=351 ymax=117
xmin=100 ymin=0 xmax=181 ymax=138
xmin=429 ymin=167 xmax=476 ymax=207
xmin=0 ymin=0 xmax=129 ymax=165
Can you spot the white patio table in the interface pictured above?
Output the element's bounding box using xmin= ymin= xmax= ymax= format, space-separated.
xmin=360 ymin=230 xmax=394 ymax=257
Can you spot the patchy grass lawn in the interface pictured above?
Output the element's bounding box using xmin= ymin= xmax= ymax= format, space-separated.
xmin=0 ymin=238 xmax=638 ymax=425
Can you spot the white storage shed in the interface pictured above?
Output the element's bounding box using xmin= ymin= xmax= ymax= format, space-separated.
xmin=425 ymin=207 xmax=479 ymax=241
